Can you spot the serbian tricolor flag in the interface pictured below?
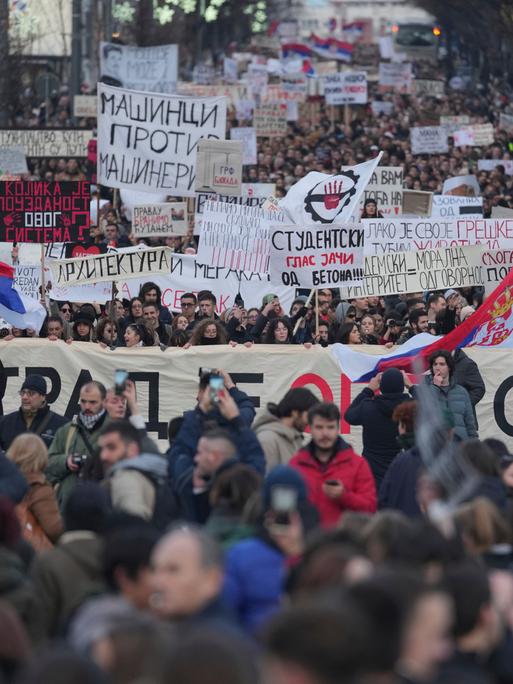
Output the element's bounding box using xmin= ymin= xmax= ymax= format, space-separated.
xmin=341 ymin=21 xmax=365 ymax=41
xmin=0 ymin=262 xmax=46 ymax=333
xmin=332 ymin=268 xmax=513 ymax=381
xmin=310 ymin=34 xmax=353 ymax=62
xmin=281 ymin=43 xmax=312 ymax=59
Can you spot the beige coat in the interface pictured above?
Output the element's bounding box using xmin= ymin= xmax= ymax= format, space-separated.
xmin=253 ymin=411 xmax=305 ymax=471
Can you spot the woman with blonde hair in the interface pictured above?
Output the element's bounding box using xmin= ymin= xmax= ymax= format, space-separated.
xmin=7 ymin=434 xmax=63 ymax=550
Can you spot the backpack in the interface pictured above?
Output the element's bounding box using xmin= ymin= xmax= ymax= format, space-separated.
xmin=146 ymin=472 xmax=180 ymax=531
xmin=15 ymin=500 xmax=53 ymax=552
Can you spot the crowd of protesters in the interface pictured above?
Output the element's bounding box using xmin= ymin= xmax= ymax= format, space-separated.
xmin=3 ymin=39 xmax=513 ymax=684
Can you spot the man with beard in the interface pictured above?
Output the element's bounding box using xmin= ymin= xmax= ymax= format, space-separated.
xmin=0 ymin=375 xmax=67 ymax=450
xmin=47 ymin=381 xmax=109 ymax=509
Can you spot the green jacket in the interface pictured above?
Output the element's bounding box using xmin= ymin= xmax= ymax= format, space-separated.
xmin=47 ymin=413 xmax=110 ymax=509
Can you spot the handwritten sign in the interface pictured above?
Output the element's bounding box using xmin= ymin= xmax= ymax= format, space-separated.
xmin=254 ymin=104 xmax=288 ymax=137
xmin=0 ymin=130 xmax=94 ymax=157
xmin=195 ymin=139 xmax=243 ymax=196
xmin=323 ymin=72 xmax=368 ymax=105
xmin=132 ymin=202 xmax=187 ymax=238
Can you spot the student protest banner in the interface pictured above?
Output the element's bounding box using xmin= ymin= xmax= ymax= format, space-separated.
xmin=413 ymin=80 xmax=444 ymax=97
xmin=254 ymin=104 xmax=288 ymax=137
xmin=0 ymin=146 xmax=28 ymax=176
xmin=132 ymin=203 xmax=187 ymax=238
xmin=499 ymin=113 xmax=513 ymax=133
xmin=402 ymin=190 xmax=433 ymax=217
xmin=49 ymin=246 xmax=173 ymax=286
xmin=281 ymin=74 xmax=307 ymax=102
xmin=197 ymin=200 xmax=287 ymax=273
xmin=358 ymin=166 xmax=403 ymax=217
xmin=341 ymin=245 xmax=484 ymax=298
xmin=194 ymin=182 xmax=275 ymax=231
xmin=195 ymin=140 xmax=243 ymax=196
xmin=478 ymin=159 xmax=513 ymax=175
xmin=0 ymin=130 xmax=94 ymax=157
xmin=73 ymin=95 xmax=97 ymax=118
xmin=431 ymin=195 xmax=483 ymax=219
xmin=0 ymin=341 xmax=511 ymax=450
xmin=410 ymin=126 xmax=449 ymax=155
xmin=361 ymin=217 xmax=513 ymax=255
xmin=13 ymin=264 xmax=41 ymax=301
xmin=230 ymin=127 xmax=257 ymax=165
xmin=97 ymin=83 xmax=227 ymax=195
xmin=0 ymin=181 xmax=90 ymax=243
xmin=378 ymin=62 xmax=412 ymax=93
xmin=323 ymin=72 xmax=368 ymax=106
xmin=100 ymin=42 xmax=178 ymax=93
xmin=453 ymin=124 xmax=494 ymax=147
xmin=270 ymin=224 xmax=365 ymax=288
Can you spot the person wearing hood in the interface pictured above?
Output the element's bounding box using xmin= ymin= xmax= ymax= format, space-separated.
xmin=344 ymin=369 xmax=413 ymax=488
xmin=253 ymin=388 xmax=320 ymax=470
xmin=98 ymin=421 xmax=174 ymax=525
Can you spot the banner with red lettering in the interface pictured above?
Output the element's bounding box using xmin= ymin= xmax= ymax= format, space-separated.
xmin=0 ymin=181 xmax=90 ymax=243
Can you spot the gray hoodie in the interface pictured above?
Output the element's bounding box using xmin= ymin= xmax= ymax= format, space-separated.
xmin=109 ymin=453 xmax=167 ymax=520
xmin=253 ymin=411 xmax=305 ymax=471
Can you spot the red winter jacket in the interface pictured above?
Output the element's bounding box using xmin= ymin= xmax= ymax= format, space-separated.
xmin=289 ymin=438 xmax=377 ymax=528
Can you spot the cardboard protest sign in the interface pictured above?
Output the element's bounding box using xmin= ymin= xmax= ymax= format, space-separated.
xmin=341 ymin=245 xmax=484 ymax=298
xmin=281 ymin=154 xmax=383 ymax=226
xmin=491 ymin=206 xmax=513 ymax=218
xmin=97 ymin=83 xmax=227 ymax=195
xmin=402 ymin=190 xmax=433 ymax=217
xmin=442 ymin=175 xmax=480 ymax=196
xmin=230 ymin=127 xmax=257 ymax=165
xmin=361 ymin=217 xmax=513 ymax=255
xmin=482 ymin=248 xmax=513 ymax=293
xmin=100 ymin=42 xmax=178 ymax=93
xmin=499 ymin=113 xmax=513 ymax=133
xmin=323 ymin=72 xmax=368 ymax=105
xmin=195 ymin=140 xmax=243 ymax=196
xmin=410 ymin=126 xmax=448 ymax=155
xmin=254 ymin=104 xmax=288 ymax=137
xmin=478 ymin=159 xmax=513 ymax=175
xmin=431 ymin=195 xmax=483 ymax=219
xmin=358 ymin=166 xmax=403 ymax=217
xmin=14 ymin=264 xmax=41 ymax=301
xmin=0 ymin=146 xmax=28 ymax=176
xmin=235 ymin=100 xmax=254 ymax=121
xmin=281 ymin=74 xmax=307 ymax=102
xmin=378 ymin=62 xmax=412 ymax=93
xmin=73 ymin=95 xmax=97 ymax=118
xmin=270 ymin=224 xmax=365 ymax=288
xmin=453 ymin=124 xmax=494 ymax=147
xmin=0 ymin=181 xmax=90 ymax=243
xmin=177 ymin=83 xmax=247 ymax=107
xmin=49 ymin=246 xmax=173 ymax=286
xmin=132 ymin=203 xmax=187 ymax=238
xmin=194 ymin=183 xmax=275 ymax=232
xmin=0 ymin=130 xmax=94 ymax=157
xmin=371 ymin=101 xmax=394 ymax=116
xmin=413 ymin=80 xmax=444 ymax=97
xmin=197 ymin=200 xmax=286 ymax=273
xmin=440 ymin=115 xmax=470 ymax=126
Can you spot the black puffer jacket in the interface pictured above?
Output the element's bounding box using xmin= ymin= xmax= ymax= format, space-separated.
xmin=0 ymin=405 xmax=68 ymax=451
xmin=344 ymin=387 xmax=412 ymax=487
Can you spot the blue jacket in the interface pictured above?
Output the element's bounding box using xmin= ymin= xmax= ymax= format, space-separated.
xmin=168 ymin=386 xmax=256 ymax=474
xmin=222 ymin=536 xmax=285 ymax=633
xmin=173 ymin=423 xmax=266 ymax=523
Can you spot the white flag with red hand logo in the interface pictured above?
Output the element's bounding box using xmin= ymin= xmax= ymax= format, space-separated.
xmin=279 ymin=153 xmax=382 ymax=225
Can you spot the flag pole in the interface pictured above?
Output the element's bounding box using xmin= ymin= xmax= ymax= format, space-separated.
xmin=293 ymin=288 xmax=315 ymax=336
xmin=40 ymin=244 xmax=47 ymax=311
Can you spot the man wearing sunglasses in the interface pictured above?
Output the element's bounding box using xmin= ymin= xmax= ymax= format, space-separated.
xmin=0 ymin=374 xmax=67 ymax=450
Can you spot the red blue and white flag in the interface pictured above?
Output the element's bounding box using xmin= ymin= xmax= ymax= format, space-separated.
xmin=0 ymin=262 xmax=46 ymax=333
xmin=309 ymin=34 xmax=353 ymax=62
xmin=332 ymin=268 xmax=513 ymax=381
xmin=281 ymin=43 xmax=312 ymax=59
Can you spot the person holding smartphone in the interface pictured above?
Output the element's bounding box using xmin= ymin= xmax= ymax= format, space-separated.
xmin=289 ymin=403 xmax=376 ymax=528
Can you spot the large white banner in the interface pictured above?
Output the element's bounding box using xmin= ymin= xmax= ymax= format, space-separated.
xmin=361 ymin=217 xmax=513 ymax=254
xmin=341 ymin=245 xmax=484 ymax=298
xmin=323 ymin=72 xmax=368 ymax=105
xmin=100 ymin=42 xmax=178 ymax=93
xmin=1 ymin=342 xmax=511 ymax=452
xmin=97 ymin=83 xmax=227 ymax=195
